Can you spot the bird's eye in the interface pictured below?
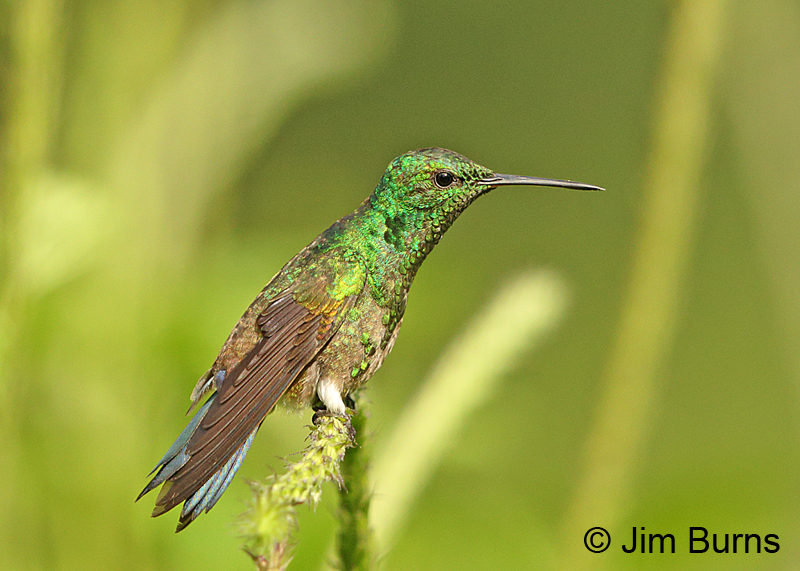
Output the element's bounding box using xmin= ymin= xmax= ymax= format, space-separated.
xmin=434 ymin=171 xmax=456 ymax=189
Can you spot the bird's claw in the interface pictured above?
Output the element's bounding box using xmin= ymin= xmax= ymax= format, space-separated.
xmin=312 ymin=408 xmax=349 ymax=425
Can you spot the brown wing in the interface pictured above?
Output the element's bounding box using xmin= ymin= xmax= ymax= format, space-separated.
xmin=152 ymin=280 xmax=360 ymax=516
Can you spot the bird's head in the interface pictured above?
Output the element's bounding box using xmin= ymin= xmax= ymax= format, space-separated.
xmin=371 ymin=147 xmax=602 ymax=221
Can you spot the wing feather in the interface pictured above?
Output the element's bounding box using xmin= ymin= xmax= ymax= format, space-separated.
xmin=148 ymin=281 xmax=360 ymax=517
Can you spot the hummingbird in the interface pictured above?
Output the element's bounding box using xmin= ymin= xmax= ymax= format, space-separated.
xmin=137 ymin=147 xmax=602 ymax=530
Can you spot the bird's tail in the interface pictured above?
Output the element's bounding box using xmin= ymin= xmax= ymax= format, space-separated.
xmin=136 ymin=393 xmax=259 ymax=531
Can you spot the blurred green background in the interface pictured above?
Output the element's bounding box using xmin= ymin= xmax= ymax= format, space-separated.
xmin=2 ymin=0 xmax=800 ymax=569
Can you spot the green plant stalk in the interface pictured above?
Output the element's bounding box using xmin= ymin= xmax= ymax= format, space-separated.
xmin=0 ymin=0 xmax=64 ymax=423
xmin=239 ymin=413 xmax=357 ymax=570
xmin=560 ymin=0 xmax=729 ymax=569
xmin=0 ymin=2 xmax=64 ymax=567
xmin=336 ymin=393 xmax=374 ymax=571
xmin=726 ymin=0 xmax=800 ymax=399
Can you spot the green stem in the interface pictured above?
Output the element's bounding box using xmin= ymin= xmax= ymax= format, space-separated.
xmin=0 ymin=2 xmax=64 ymax=565
xmin=560 ymin=0 xmax=729 ymax=569
xmin=336 ymin=393 xmax=374 ymax=571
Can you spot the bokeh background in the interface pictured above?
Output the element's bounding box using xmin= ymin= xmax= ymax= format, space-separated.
xmin=2 ymin=0 xmax=800 ymax=570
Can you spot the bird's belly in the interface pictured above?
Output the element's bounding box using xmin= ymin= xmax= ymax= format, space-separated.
xmin=282 ymin=299 xmax=397 ymax=410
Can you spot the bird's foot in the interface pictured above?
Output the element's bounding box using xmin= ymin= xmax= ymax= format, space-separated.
xmin=311 ymin=408 xmax=349 ymax=424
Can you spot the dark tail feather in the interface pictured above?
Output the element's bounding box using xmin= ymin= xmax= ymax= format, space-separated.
xmin=137 ymin=395 xmax=216 ymax=502
xmin=175 ymin=426 xmax=258 ymax=531
xmin=138 ymin=392 xmax=260 ymax=531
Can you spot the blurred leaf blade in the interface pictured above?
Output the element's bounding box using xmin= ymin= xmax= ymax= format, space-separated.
xmin=370 ymin=269 xmax=569 ymax=553
xmin=561 ymin=0 xmax=730 ymax=568
xmin=725 ymin=0 xmax=800 ymax=389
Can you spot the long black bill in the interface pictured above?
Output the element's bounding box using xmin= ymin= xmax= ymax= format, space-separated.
xmin=480 ymin=173 xmax=604 ymax=192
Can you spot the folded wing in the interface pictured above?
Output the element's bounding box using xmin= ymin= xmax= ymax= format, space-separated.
xmin=139 ymin=269 xmax=362 ymax=530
